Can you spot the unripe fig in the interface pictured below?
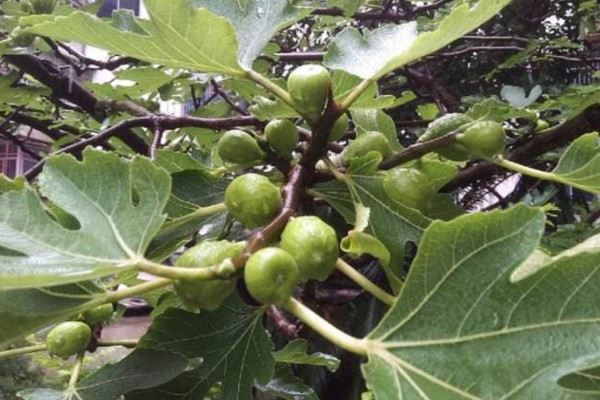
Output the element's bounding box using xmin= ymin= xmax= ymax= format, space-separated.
xmin=20 ymin=1 xmax=34 ymax=13
xmin=30 ymin=0 xmax=57 ymax=14
xmin=328 ymin=113 xmax=349 ymax=142
xmin=174 ymin=241 xmax=245 ymax=311
xmin=225 ymin=173 xmax=282 ymax=228
xmin=265 ymin=119 xmax=299 ymax=157
xmin=217 ymin=130 xmax=264 ymax=166
xmin=419 ymin=113 xmax=474 ymax=161
xmin=383 ymin=168 xmax=436 ymax=212
xmin=288 ymin=65 xmax=331 ymax=123
xmin=344 ymin=131 xmax=394 ymax=160
xmin=46 ymin=322 xmax=92 ymax=359
xmin=280 ymin=216 xmax=339 ymax=282
xmin=244 ymin=247 xmax=299 ymax=305
xmin=80 ymin=304 xmax=113 ymax=326
xmin=10 ymin=27 xmax=35 ymax=47
xmin=458 ymin=121 xmax=506 ymax=160
xmin=534 ymin=119 xmax=550 ymax=132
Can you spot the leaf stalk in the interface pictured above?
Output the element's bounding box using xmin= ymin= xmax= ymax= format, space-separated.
xmin=335 ymin=259 xmax=396 ymax=306
xmin=283 ymin=297 xmax=369 ymax=356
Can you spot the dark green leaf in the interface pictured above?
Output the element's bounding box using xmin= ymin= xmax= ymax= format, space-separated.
xmin=273 ymin=339 xmax=340 ymax=372
xmin=131 ymin=295 xmax=274 ymax=400
xmin=0 ymin=149 xmax=170 ymax=289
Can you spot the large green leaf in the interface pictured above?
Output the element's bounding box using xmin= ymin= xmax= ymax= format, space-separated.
xmin=0 ymin=174 xmax=25 ymax=194
xmin=147 ymin=151 xmax=228 ymax=261
xmin=249 ymin=95 xmax=300 ymax=120
xmin=327 ymin=0 xmax=365 ymax=16
xmin=351 ymin=109 xmax=402 ymax=151
xmin=549 ymin=132 xmax=600 ymax=194
xmin=361 ymin=205 xmax=600 ymax=399
xmin=273 ymin=339 xmax=340 ymax=372
xmin=558 ymin=365 xmax=600 ymax=398
xmin=146 ymin=169 xmax=228 ymax=261
xmin=0 ymin=282 xmax=107 ymax=348
xmin=0 ymin=72 xmax=50 ymax=111
xmin=18 ymin=350 xmax=188 ymax=400
xmin=314 ymin=154 xmax=431 ymax=291
xmin=130 ymin=295 xmax=274 ymax=400
xmin=324 ymin=0 xmax=513 ymax=80
xmin=192 ymin=0 xmax=310 ymax=69
xmin=0 ymin=148 xmax=170 ymax=289
xmin=256 ymin=365 xmax=319 ymax=400
xmin=22 ymin=0 xmax=243 ymax=75
xmin=333 ymin=71 xmax=395 ymax=110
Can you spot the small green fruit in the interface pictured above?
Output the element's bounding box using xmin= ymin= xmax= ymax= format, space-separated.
xmin=534 ymin=119 xmax=550 ymax=132
xmin=344 ymin=131 xmax=394 ymax=160
xmin=10 ymin=27 xmax=35 ymax=47
xmin=288 ymin=65 xmax=331 ymax=123
xmin=175 ymin=241 xmax=245 ymax=311
xmin=80 ymin=304 xmax=113 ymax=326
xmin=244 ymin=248 xmax=299 ymax=305
xmin=30 ymin=0 xmax=57 ymax=14
xmin=458 ymin=121 xmax=505 ymax=160
xmin=419 ymin=113 xmax=474 ymax=161
xmin=419 ymin=113 xmax=474 ymax=142
xmin=265 ymin=119 xmax=299 ymax=157
xmin=328 ymin=114 xmax=349 ymax=142
xmin=225 ymin=174 xmax=282 ymax=228
xmin=46 ymin=322 xmax=92 ymax=359
xmin=383 ymin=168 xmax=436 ymax=212
xmin=280 ymin=216 xmax=339 ymax=282
xmin=20 ymin=1 xmax=34 ymax=13
xmin=217 ymin=130 xmax=264 ymax=166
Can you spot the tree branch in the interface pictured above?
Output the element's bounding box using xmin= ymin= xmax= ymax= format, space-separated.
xmin=3 ymin=54 xmax=149 ymax=154
xmin=23 ymin=115 xmax=262 ymax=180
xmin=446 ymin=103 xmax=600 ymax=191
xmin=379 ymin=132 xmax=458 ymax=170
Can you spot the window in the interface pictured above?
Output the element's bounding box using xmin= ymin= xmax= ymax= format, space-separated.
xmin=0 ymin=141 xmax=19 ymax=178
xmin=97 ymin=0 xmax=140 ymax=18
xmin=0 ymin=139 xmax=48 ymax=178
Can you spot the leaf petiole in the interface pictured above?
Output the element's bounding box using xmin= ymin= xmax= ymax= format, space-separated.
xmin=338 ymin=78 xmax=374 ymax=113
xmin=495 ymin=158 xmax=598 ymax=195
xmin=97 ymin=339 xmax=138 ymax=348
xmin=135 ymin=258 xmax=234 ymax=281
xmin=161 ymin=202 xmax=228 ymax=231
xmin=67 ymin=352 xmax=85 ymax=391
xmin=322 ymin=157 xmax=346 ymax=181
xmin=283 ymin=297 xmax=370 ymax=356
xmin=246 ymin=70 xmax=294 ymax=108
xmin=335 ymin=259 xmax=396 ymax=306
xmin=0 ymin=344 xmax=47 ymax=360
xmin=103 ymin=278 xmax=172 ymax=304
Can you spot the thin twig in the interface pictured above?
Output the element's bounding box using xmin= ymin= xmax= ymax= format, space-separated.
xmin=379 ymin=132 xmax=458 ymax=170
xmin=267 ymin=305 xmax=301 ymax=339
xmin=24 ymin=115 xmax=262 ymax=180
xmin=150 ymin=120 xmax=163 ymax=160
